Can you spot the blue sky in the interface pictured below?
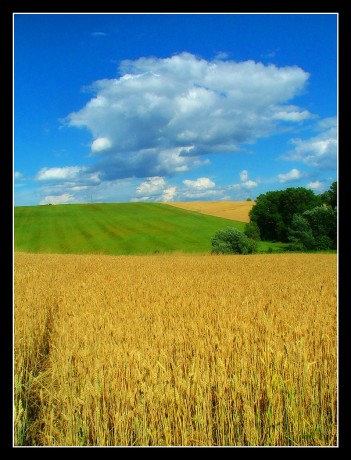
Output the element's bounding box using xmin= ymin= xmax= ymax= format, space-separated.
xmin=14 ymin=13 xmax=337 ymax=206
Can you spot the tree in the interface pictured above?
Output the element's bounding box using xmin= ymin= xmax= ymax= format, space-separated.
xmin=244 ymin=221 xmax=261 ymax=241
xmin=320 ymin=181 xmax=337 ymax=210
xmin=278 ymin=187 xmax=322 ymax=228
xmin=287 ymin=213 xmax=315 ymax=250
xmin=303 ymin=206 xmax=337 ymax=246
xmin=248 ymin=190 xmax=284 ymax=241
xmin=249 ymin=187 xmax=322 ymax=242
xmin=287 ymin=205 xmax=337 ymax=250
xmin=211 ymin=227 xmax=257 ymax=254
xmin=329 ymin=181 xmax=337 ymax=209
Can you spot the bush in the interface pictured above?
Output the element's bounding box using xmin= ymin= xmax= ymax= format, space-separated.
xmin=314 ymin=235 xmax=333 ymax=250
xmin=211 ymin=227 xmax=257 ymax=255
xmin=288 ymin=242 xmax=305 ymax=252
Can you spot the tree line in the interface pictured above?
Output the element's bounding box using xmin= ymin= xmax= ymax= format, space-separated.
xmin=211 ymin=181 xmax=337 ymax=254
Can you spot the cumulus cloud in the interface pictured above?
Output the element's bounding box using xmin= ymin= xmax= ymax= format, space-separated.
xmin=228 ymin=170 xmax=258 ymax=192
xmin=36 ymin=166 xmax=100 ymax=184
xmin=35 ymin=166 xmax=102 ymax=205
xmin=91 ymin=137 xmax=112 ymax=153
xmin=14 ymin=171 xmax=23 ymax=180
xmin=182 ymin=177 xmax=215 ymax=189
xmin=179 ymin=177 xmax=220 ymax=199
xmin=272 ymin=107 xmax=312 ymax=122
xmin=281 ymin=116 xmax=337 ymax=170
xmin=307 ymin=180 xmax=324 ymax=191
xmin=40 ymin=193 xmax=75 ymax=205
xmin=134 ymin=176 xmax=178 ymax=202
xmin=134 ymin=175 xmax=222 ymax=202
xmin=86 ymin=147 xmax=201 ymax=181
xmin=66 ymin=52 xmax=311 ymax=181
xmin=162 ymin=186 xmax=177 ymax=202
xmin=37 ymin=166 xmax=84 ymax=181
xmin=241 ymin=180 xmax=258 ymax=189
xmin=136 ymin=176 xmax=166 ymax=195
xmin=278 ymin=168 xmax=304 ymax=183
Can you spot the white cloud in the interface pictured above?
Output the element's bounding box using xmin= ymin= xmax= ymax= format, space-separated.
xmin=278 ymin=168 xmax=304 ymax=183
xmin=307 ymin=180 xmax=324 ymax=191
xmin=242 ymin=180 xmax=258 ymax=189
xmin=240 ymin=170 xmax=248 ymax=182
xmin=182 ymin=177 xmax=215 ymax=189
xmin=281 ymin=117 xmax=337 ymax=170
xmin=272 ymin=108 xmax=312 ymax=122
xmin=229 ymin=180 xmax=258 ymax=190
xmin=66 ymin=52 xmax=310 ymax=181
xmin=35 ymin=166 xmax=103 ymax=206
xmin=91 ymin=137 xmax=112 ymax=153
xmin=136 ymin=177 xmax=166 ymax=195
xmin=40 ymin=193 xmax=75 ymax=205
xmin=14 ymin=171 xmax=23 ymax=180
xmin=134 ymin=176 xmax=220 ymax=202
xmin=162 ymin=186 xmax=177 ymax=202
xmin=230 ymin=170 xmax=258 ymax=190
xmin=315 ymin=116 xmax=336 ymax=131
xmin=36 ymin=166 xmax=100 ymax=184
xmin=134 ymin=176 xmax=178 ymax=202
xmin=36 ymin=166 xmax=85 ymax=181
xmin=70 ymin=185 xmax=90 ymax=191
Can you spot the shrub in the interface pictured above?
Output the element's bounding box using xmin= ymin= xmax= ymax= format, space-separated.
xmin=211 ymin=227 xmax=257 ymax=255
xmin=288 ymin=242 xmax=305 ymax=252
xmin=314 ymin=235 xmax=333 ymax=250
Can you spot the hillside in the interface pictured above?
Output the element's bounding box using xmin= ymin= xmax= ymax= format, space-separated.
xmin=14 ymin=202 xmax=246 ymax=256
xmin=165 ymin=201 xmax=254 ymax=223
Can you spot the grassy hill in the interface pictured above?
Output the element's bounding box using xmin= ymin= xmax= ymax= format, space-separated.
xmin=14 ymin=202 xmax=247 ymax=255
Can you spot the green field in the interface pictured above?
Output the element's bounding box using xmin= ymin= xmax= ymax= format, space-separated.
xmin=14 ymin=202 xmax=251 ymax=255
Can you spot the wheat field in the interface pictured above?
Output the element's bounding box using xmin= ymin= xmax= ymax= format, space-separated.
xmin=166 ymin=201 xmax=255 ymax=222
xmin=14 ymin=252 xmax=337 ymax=446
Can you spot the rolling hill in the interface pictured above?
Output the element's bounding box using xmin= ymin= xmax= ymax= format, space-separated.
xmin=14 ymin=202 xmax=247 ymax=255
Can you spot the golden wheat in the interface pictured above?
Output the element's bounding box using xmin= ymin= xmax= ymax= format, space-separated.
xmin=165 ymin=201 xmax=255 ymax=222
xmin=14 ymin=252 xmax=337 ymax=446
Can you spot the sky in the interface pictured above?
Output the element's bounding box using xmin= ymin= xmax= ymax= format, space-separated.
xmin=13 ymin=13 xmax=338 ymax=206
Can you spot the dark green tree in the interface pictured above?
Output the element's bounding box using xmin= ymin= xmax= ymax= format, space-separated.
xmin=320 ymin=181 xmax=337 ymax=209
xmin=248 ymin=191 xmax=284 ymax=241
xmin=287 ymin=205 xmax=337 ymax=250
xmin=303 ymin=206 xmax=337 ymax=249
xmin=244 ymin=221 xmax=261 ymax=241
xmin=249 ymin=187 xmax=322 ymax=242
xmin=278 ymin=187 xmax=322 ymax=230
xmin=287 ymin=213 xmax=315 ymax=250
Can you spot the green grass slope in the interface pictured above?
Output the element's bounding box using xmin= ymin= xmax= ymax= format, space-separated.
xmin=14 ymin=202 xmax=247 ymax=255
